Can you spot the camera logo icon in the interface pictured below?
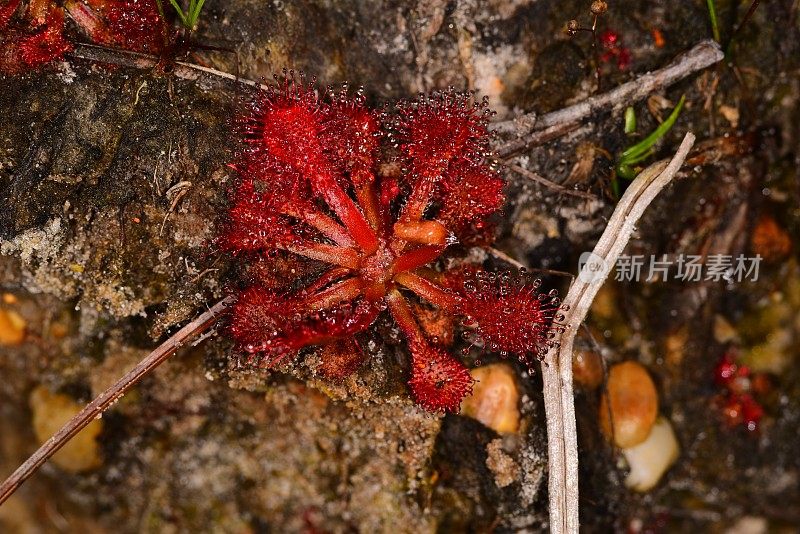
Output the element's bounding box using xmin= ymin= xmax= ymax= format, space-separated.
xmin=578 ymin=252 xmax=609 ymax=283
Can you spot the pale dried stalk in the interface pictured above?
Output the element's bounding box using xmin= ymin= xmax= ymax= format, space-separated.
xmin=543 ymin=133 xmax=696 ymax=533
xmin=0 ymin=297 xmax=233 ymax=505
xmin=493 ymin=40 xmax=722 ymax=158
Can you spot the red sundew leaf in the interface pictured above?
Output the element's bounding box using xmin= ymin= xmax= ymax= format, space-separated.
xmin=436 ymin=160 xmax=505 ymax=242
xmin=392 ymin=89 xmax=492 ymax=180
xmin=229 ymin=287 xmax=379 ymax=359
xmin=230 ymin=157 xmax=313 ymax=214
xmin=407 ymin=339 xmax=473 ymax=412
xmin=237 ymin=76 xmax=381 ymax=250
xmin=240 ymin=75 xmax=331 ymax=179
xmin=1 ymin=4 xmax=72 ymax=75
xmin=0 ymin=0 xmax=21 ymax=27
xmin=218 ymin=196 xmax=300 ymax=253
xmin=319 ymin=90 xmax=381 ymax=188
xmin=103 ymin=0 xmax=168 ymax=53
xmin=446 ymin=267 xmax=558 ymax=362
xmin=65 ymin=0 xmax=168 ymax=54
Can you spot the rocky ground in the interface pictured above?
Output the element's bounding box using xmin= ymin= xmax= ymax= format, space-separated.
xmin=1 ymin=0 xmax=799 ymax=532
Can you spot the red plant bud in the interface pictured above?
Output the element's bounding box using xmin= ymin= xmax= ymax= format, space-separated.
xmin=714 ymin=353 xmax=738 ymax=386
xmin=600 ymin=30 xmax=620 ymax=49
xmin=740 ymin=394 xmax=764 ymax=432
xmin=241 ymin=75 xmax=328 ymax=177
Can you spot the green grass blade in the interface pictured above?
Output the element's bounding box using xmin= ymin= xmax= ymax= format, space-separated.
xmin=624 ymin=106 xmax=636 ymax=135
xmin=706 ymin=0 xmax=721 ymax=43
xmin=189 ymin=0 xmax=207 ymax=28
xmin=168 ymin=0 xmax=188 ymax=26
xmin=620 ymin=94 xmax=686 ymax=163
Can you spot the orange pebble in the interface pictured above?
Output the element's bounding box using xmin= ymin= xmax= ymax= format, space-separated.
xmin=600 ymin=361 xmax=659 ymax=448
xmin=651 ymin=29 xmax=665 ymax=48
xmin=573 ymin=350 xmax=604 ymax=389
xmin=0 ymin=308 xmax=26 ymax=345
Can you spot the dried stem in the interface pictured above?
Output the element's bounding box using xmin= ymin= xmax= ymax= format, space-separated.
xmin=67 ymin=43 xmax=265 ymax=92
xmin=507 ymin=163 xmax=599 ymax=200
xmin=493 ymin=40 xmax=722 ymax=158
xmin=542 ymin=133 xmax=696 ymax=533
xmin=0 ymin=297 xmax=234 ymax=505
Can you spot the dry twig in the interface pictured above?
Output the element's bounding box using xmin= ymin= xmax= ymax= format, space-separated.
xmin=493 ymin=40 xmax=721 ymax=158
xmin=542 ymin=133 xmax=696 ymax=533
xmin=0 ymin=297 xmax=234 ymax=505
xmin=67 ymin=43 xmax=265 ymax=92
xmin=507 ymin=164 xmax=599 ymax=200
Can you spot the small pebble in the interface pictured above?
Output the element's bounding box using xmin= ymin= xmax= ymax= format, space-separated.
xmin=600 ymin=361 xmax=658 ymax=448
xmin=461 ymin=363 xmax=520 ymax=434
xmin=622 ymin=416 xmax=679 ymax=492
xmin=751 ymin=215 xmax=791 ymax=262
xmin=572 ymin=350 xmax=604 ymax=389
xmin=29 ymin=386 xmax=103 ymax=472
xmin=485 ymin=438 xmax=520 ymax=488
xmin=0 ymin=308 xmax=26 ymax=345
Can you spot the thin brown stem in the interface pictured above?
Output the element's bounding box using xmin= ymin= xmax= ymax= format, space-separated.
xmin=484 ymin=247 xmax=576 ymax=281
xmin=68 ymin=43 xmax=265 ymax=92
xmin=731 ymin=0 xmax=761 ymax=41
xmin=507 ymin=164 xmax=599 ymax=200
xmin=0 ymin=296 xmax=234 ymax=505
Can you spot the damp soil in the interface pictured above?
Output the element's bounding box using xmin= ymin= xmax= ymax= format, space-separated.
xmin=1 ymin=0 xmax=799 ymax=532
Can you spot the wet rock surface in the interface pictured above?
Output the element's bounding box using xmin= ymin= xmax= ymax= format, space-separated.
xmin=2 ymin=0 xmax=800 ymax=531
